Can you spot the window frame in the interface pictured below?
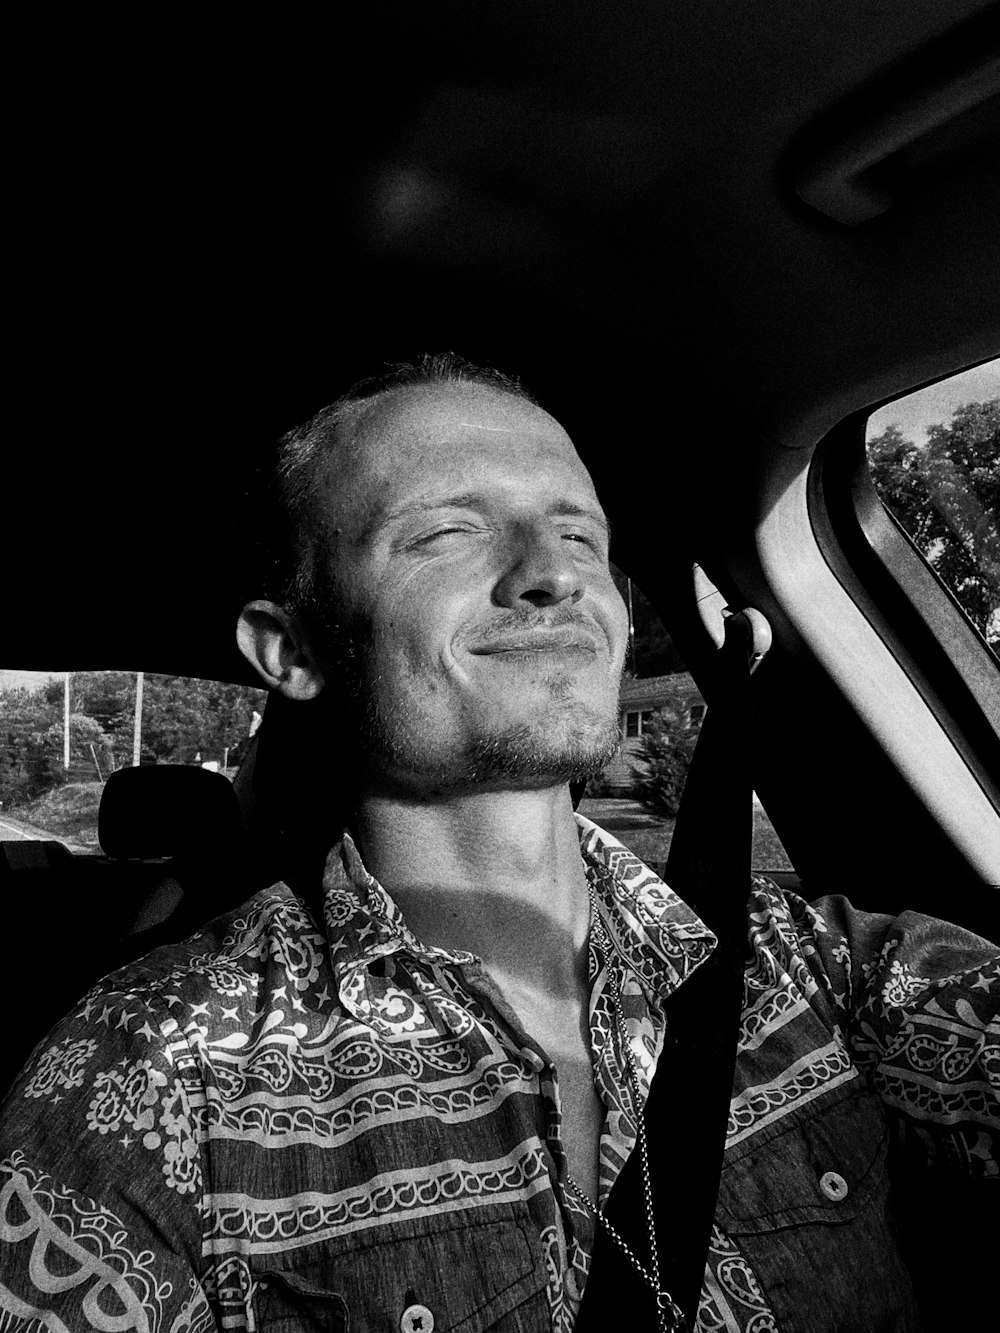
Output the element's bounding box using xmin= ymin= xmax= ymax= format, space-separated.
xmin=809 ymin=410 xmax=1000 ymax=814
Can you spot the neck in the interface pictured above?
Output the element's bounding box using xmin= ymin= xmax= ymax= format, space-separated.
xmin=351 ymin=783 xmax=590 ymax=997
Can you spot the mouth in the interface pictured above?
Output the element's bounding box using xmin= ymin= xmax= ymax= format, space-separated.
xmin=469 ymin=627 xmax=602 ymax=657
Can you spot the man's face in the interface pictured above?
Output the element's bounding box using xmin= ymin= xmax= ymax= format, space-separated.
xmin=305 ymin=382 xmax=629 ymax=795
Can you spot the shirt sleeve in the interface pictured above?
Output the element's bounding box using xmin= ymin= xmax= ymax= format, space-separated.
xmin=788 ymin=887 xmax=1000 ymax=1179
xmin=0 ymin=981 xmax=217 ymax=1332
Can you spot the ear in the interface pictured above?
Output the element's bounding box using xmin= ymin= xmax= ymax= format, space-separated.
xmin=236 ymin=600 xmax=325 ymax=700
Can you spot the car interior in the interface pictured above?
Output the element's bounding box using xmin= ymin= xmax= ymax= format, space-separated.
xmin=4 ymin=2 xmax=1000 ymax=1308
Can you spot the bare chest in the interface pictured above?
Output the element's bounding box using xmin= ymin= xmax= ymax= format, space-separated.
xmin=556 ymin=1052 xmax=604 ymax=1204
xmin=513 ymin=995 xmax=604 ymax=1204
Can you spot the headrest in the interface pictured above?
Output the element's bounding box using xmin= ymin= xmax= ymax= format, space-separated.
xmin=98 ymin=764 xmax=243 ymax=860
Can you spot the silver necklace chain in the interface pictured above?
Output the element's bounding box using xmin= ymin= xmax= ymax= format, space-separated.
xmin=565 ymin=885 xmax=687 ymax=1333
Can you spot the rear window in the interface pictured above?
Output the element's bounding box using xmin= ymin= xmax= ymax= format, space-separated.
xmin=0 ymin=670 xmax=266 ymax=849
xmin=2 ymin=616 xmax=793 ymax=872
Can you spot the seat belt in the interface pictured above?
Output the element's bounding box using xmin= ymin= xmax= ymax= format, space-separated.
xmin=576 ymin=569 xmax=770 ymax=1331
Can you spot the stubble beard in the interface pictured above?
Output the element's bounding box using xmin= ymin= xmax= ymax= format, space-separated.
xmin=309 ymin=606 xmax=623 ymax=792
xmin=458 ymin=671 xmax=623 ymax=788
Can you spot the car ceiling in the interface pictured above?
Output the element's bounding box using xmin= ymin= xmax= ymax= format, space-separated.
xmin=7 ymin=0 xmax=1000 ymax=683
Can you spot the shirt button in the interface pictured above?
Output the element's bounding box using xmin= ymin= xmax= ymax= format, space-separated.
xmin=819 ymin=1170 xmax=849 ymax=1202
xmin=400 ymin=1303 xmax=435 ymax=1333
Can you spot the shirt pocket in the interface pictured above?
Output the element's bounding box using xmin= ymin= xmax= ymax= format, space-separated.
xmin=713 ymin=1082 xmax=922 ymax=1331
xmin=253 ymin=1202 xmax=549 ymax=1333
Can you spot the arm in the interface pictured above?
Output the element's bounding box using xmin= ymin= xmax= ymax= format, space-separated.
xmin=0 ymin=984 xmax=217 ymax=1332
xmin=797 ymin=890 xmax=1000 ymax=1177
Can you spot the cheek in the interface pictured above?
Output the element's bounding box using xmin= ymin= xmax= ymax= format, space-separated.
xmin=377 ymin=563 xmax=480 ymax=661
xmin=370 ymin=592 xmax=460 ymax=683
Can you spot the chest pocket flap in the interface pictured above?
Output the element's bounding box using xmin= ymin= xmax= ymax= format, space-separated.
xmin=711 ymin=1084 xmax=922 ymax=1332
xmin=716 ymin=1082 xmax=890 ymax=1234
xmin=254 ymin=1203 xmax=548 ymax=1333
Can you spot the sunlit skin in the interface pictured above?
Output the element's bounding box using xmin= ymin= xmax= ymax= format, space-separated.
xmin=238 ymin=381 xmax=631 ymax=1202
xmin=309 ymin=383 xmax=629 ymax=794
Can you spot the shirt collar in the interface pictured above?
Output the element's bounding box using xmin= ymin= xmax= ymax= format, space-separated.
xmin=317 ymin=819 xmax=717 ymax=1022
xmin=575 ymin=813 xmax=717 ymax=1000
xmin=318 ymin=833 xmax=477 ymax=1024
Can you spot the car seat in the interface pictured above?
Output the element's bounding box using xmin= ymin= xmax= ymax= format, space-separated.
xmin=2 ymin=764 xmax=255 ymax=1094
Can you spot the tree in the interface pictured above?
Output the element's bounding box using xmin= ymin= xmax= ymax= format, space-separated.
xmin=0 ymin=691 xmax=116 ymax=803
xmin=0 ymin=688 xmax=62 ymax=805
xmin=632 ymin=691 xmax=702 ymax=818
xmin=1 ymin=673 xmax=267 ymax=807
xmin=867 ymin=398 xmax=1000 ymax=646
xmin=65 ymin=671 xmax=266 ymax=768
xmin=46 ymin=713 xmax=115 ymax=781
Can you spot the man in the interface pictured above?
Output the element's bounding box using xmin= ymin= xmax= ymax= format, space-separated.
xmin=1 ymin=354 xmax=997 ymax=1333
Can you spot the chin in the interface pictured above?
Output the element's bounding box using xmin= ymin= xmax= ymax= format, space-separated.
xmin=459 ymin=702 xmax=622 ymax=787
xmin=360 ymin=678 xmax=623 ymax=793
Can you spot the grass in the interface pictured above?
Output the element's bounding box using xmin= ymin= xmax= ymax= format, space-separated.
xmin=752 ymin=810 xmax=794 ymax=872
xmin=16 ymin=781 xmax=104 ymax=850
xmin=579 ymin=795 xmax=794 ymax=874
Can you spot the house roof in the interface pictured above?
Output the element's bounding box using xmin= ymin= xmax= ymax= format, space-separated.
xmin=620 ymin=672 xmax=699 ymax=709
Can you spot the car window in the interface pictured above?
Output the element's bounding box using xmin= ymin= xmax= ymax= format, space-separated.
xmin=2 ymin=642 xmax=793 ymax=872
xmin=576 ymin=570 xmax=793 ymax=874
xmin=866 ymin=358 xmax=1000 ymax=656
xmin=0 ymin=670 xmax=266 ymax=850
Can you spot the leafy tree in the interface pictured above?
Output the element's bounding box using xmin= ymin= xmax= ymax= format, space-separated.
xmin=0 ymin=691 xmax=114 ymax=803
xmin=867 ymin=398 xmax=1000 ymax=646
xmin=2 ymin=673 xmax=266 ymax=806
xmin=54 ymin=672 xmax=135 ymax=766
xmin=0 ymin=688 xmax=62 ymax=804
xmin=45 ymin=713 xmax=115 ymax=781
xmin=66 ymin=672 xmax=265 ymax=768
xmin=633 ymin=691 xmax=702 ymax=818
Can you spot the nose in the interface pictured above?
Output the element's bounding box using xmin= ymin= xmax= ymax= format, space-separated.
xmin=493 ymin=525 xmax=585 ymax=608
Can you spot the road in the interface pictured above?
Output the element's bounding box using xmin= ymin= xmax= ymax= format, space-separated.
xmin=0 ymin=814 xmax=53 ymax=841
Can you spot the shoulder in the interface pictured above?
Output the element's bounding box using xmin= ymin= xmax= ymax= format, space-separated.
xmin=103 ymin=881 xmax=322 ymax=997
xmin=748 ymin=877 xmax=1000 ymax=1014
xmin=1 ymin=882 xmax=330 ymax=1203
xmin=6 ymin=882 xmax=326 ymax=1101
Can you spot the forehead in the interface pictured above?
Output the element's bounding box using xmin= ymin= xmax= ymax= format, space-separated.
xmin=323 ymin=382 xmax=601 ymax=529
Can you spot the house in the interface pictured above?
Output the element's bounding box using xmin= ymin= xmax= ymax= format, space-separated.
xmin=598 ymin=672 xmax=704 ymax=794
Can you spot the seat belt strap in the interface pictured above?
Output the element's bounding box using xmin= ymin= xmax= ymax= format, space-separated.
xmin=577 ymin=587 xmax=769 ymax=1331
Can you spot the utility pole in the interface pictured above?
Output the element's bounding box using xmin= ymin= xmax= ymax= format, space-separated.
xmin=132 ymin=671 xmax=144 ymax=767
xmin=63 ymin=671 xmax=71 ymax=770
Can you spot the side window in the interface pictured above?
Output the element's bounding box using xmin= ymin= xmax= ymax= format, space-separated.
xmin=0 ymin=670 xmax=266 ymax=850
xmin=576 ymin=570 xmax=792 ymax=875
xmin=866 ymin=359 xmax=1000 ymax=656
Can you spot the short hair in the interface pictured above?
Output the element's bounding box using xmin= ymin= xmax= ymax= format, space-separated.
xmin=259 ymin=352 xmax=537 ymax=610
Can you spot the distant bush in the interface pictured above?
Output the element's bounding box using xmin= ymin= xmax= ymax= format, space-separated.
xmin=633 ymin=702 xmax=701 ymax=818
xmin=18 ymin=781 xmax=104 ymax=849
xmin=582 ymin=769 xmax=622 ymax=798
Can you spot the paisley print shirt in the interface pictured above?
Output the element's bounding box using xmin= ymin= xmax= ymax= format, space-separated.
xmin=1 ymin=816 xmax=998 ymax=1333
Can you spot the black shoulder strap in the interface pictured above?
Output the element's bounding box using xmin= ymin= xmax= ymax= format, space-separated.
xmin=576 ymin=610 xmax=762 ymax=1331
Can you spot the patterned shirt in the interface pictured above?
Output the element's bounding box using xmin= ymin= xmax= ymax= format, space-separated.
xmin=1 ymin=817 xmax=998 ymax=1333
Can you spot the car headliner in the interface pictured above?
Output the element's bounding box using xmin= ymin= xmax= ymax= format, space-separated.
xmin=6 ymin=0 xmax=1000 ymax=683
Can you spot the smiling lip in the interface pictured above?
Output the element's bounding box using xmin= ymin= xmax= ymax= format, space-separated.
xmin=470 ymin=627 xmax=601 ymax=655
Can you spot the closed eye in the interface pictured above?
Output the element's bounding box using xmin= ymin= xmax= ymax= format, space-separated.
xmin=409 ymin=525 xmax=479 ymax=548
xmin=561 ymin=529 xmax=606 ymax=553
